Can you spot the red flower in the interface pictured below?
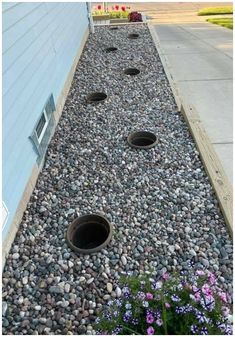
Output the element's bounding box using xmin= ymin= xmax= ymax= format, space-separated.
xmin=115 ymin=5 xmax=119 ymax=10
xmin=97 ymin=5 xmax=102 ymax=10
xmin=121 ymin=6 xmax=126 ymax=11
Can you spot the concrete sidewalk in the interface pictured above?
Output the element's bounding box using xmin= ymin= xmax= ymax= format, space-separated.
xmin=151 ymin=21 xmax=233 ymax=185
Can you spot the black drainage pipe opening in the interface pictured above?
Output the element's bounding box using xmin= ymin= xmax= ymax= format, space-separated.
xmin=105 ymin=47 xmax=118 ymax=53
xmin=124 ymin=68 xmax=140 ymax=76
xmin=86 ymin=92 xmax=107 ymax=103
xmin=127 ymin=131 xmax=157 ymax=149
xmin=110 ymin=26 xmax=119 ymax=30
xmin=128 ymin=33 xmax=139 ymax=39
xmin=67 ymin=214 xmax=113 ymax=253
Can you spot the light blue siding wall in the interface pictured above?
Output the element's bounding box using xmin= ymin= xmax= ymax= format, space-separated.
xmin=2 ymin=2 xmax=89 ymax=240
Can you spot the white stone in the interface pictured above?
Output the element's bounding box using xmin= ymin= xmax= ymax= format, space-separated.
xmin=35 ymin=305 xmax=41 ymax=311
xmin=106 ymin=282 xmax=113 ymax=293
xmin=115 ymin=287 xmax=122 ymax=298
xmin=121 ymin=256 xmax=127 ymax=265
xmin=22 ymin=276 xmax=28 ymax=285
xmin=65 ymin=283 xmax=71 ymax=293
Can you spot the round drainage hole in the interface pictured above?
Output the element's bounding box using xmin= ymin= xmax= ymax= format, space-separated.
xmin=127 ymin=131 xmax=157 ymax=149
xmin=128 ymin=33 xmax=139 ymax=39
xmin=86 ymin=92 xmax=107 ymax=103
xmin=105 ymin=47 xmax=118 ymax=53
xmin=124 ymin=68 xmax=140 ymax=76
xmin=66 ymin=214 xmax=112 ymax=253
xmin=110 ymin=26 xmax=118 ymax=30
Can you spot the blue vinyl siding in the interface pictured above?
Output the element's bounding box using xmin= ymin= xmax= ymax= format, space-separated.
xmin=2 ymin=2 xmax=89 ymax=241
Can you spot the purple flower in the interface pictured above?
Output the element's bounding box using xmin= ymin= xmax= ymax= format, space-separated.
xmin=137 ymin=291 xmax=146 ymax=300
xmin=175 ymin=306 xmax=183 ymax=314
xmin=165 ymin=302 xmax=171 ymax=309
xmin=201 ymin=295 xmax=215 ymax=312
xmin=146 ymin=314 xmax=154 ymax=324
xmin=191 ymin=325 xmax=198 ymax=334
xmin=151 ymin=281 xmax=162 ymax=290
xmin=123 ymin=310 xmax=132 ymax=322
xmin=142 ymin=301 xmax=149 ymax=308
xmin=171 ymin=294 xmax=180 ymax=302
xmin=196 ymin=312 xmax=207 ymax=323
xmin=111 ymin=325 xmax=123 ymax=335
xmin=156 ymin=318 xmax=163 ymax=326
xmin=104 ymin=312 xmax=112 ymax=320
xmin=131 ymin=318 xmax=139 ymax=326
xmin=146 ymin=292 xmax=153 ymax=300
xmin=196 ymin=270 xmax=205 ymax=276
xmin=125 ymin=303 xmax=132 ymax=309
xmin=115 ymin=299 xmax=122 ymax=307
xmin=201 ymin=327 xmax=208 ymax=335
xmin=147 ymin=326 xmax=154 ymax=335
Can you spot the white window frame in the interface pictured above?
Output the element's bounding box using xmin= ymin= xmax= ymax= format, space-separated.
xmin=2 ymin=201 xmax=9 ymax=230
xmin=36 ymin=109 xmax=49 ymax=144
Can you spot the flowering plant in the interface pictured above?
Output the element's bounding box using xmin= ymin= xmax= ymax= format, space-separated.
xmin=128 ymin=11 xmax=143 ymax=22
xmin=92 ymin=5 xmax=129 ymax=19
xmin=95 ymin=271 xmax=232 ymax=335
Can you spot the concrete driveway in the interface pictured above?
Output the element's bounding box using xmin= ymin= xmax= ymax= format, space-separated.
xmin=149 ymin=18 xmax=233 ymax=185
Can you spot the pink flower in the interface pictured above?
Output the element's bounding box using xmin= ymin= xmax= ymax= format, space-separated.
xmin=196 ymin=270 xmax=205 ymax=276
xmin=218 ymin=292 xmax=227 ymax=303
xmin=195 ymin=292 xmax=201 ymax=300
xmin=97 ymin=5 xmax=102 ymax=10
xmin=156 ymin=318 xmax=163 ymax=326
xmin=222 ymin=306 xmax=230 ymax=317
xmin=115 ymin=5 xmax=119 ymax=10
xmin=165 ymin=302 xmax=171 ymax=308
xmin=146 ymin=314 xmax=154 ymax=324
xmin=147 ymin=327 xmax=154 ymax=335
xmin=207 ymin=272 xmax=216 ymax=285
xmin=162 ymin=272 xmax=170 ymax=281
xmin=146 ymin=293 xmax=153 ymax=300
xmin=202 ymin=284 xmax=213 ymax=296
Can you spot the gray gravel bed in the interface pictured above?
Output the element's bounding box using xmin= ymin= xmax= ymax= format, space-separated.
xmin=2 ymin=24 xmax=232 ymax=335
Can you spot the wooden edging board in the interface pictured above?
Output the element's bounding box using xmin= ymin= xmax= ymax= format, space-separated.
xmin=147 ymin=22 xmax=233 ymax=235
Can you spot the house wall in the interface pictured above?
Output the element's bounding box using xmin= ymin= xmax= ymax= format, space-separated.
xmin=2 ymin=2 xmax=89 ymax=252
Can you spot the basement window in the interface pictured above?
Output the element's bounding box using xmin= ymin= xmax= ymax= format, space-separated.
xmin=35 ymin=109 xmax=49 ymax=143
xmin=29 ymin=94 xmax=56 ymax=165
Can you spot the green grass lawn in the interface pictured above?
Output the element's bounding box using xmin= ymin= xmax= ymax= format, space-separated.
xmin=198 ymin=6 xmax=233 ymax=16
xmin=207 ymin=17 xmax=233 ymax=29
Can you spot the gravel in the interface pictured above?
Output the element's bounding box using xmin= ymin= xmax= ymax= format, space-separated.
xmin=2 ymin=24 xmax=233 ymax=335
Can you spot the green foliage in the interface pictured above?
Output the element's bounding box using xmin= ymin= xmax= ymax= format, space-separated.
xmin=207 ymin=17 xmax=233 ymax=29
xmin=95 ymin=271 xmax=232 ymax=335
xmin=198 ymin=6 xmax=233 ymax=16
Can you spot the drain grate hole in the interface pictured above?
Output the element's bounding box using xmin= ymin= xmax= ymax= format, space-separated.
xmin=128 ymin=131 xmax=157 ymax=149
xmin=105 ymin=47 xmax=118 ymax=53
xmin=86 ymin=92 xmax=107 ymax=103
xmin=124 ymin=68 xmax=140 ymax=76
xmin=72 ymin=222 xmax=108 ymax=249
xmin=110 ymin=26 xmax=119 ymax=30
xmin=128 ymin=33 xmax=139 ymax=39
xmin=67 ymin=214 xmax=112 ymax=253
